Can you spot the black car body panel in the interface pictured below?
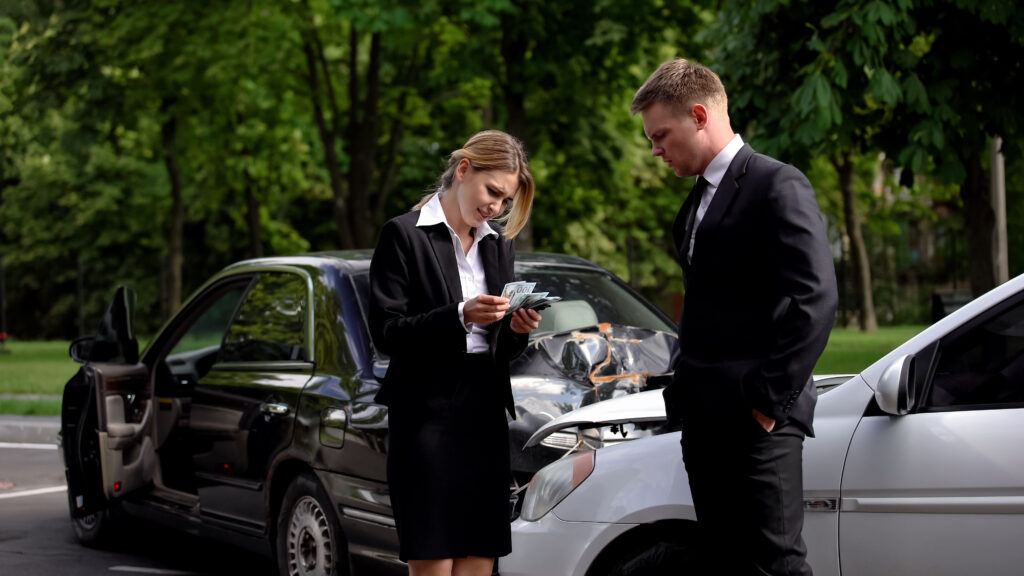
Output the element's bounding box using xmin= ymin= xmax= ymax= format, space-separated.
xmin=60 ymin=251 xmax=676 ymax=574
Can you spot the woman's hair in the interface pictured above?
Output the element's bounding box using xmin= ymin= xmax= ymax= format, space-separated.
xmin=413 ymin=130 xmax=535 ymax=238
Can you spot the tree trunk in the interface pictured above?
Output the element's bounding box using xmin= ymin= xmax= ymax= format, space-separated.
xmin=301 ymin=16 xmax=354 ymax=249
xmin=374 ymin=43 xmax=421 ymax=224
xmin=833 ymin=152 xmax=877 ymax=332
xmin=347 ymin=30 xmax=381 ymax=248
xmin=501 ymin=6 xmax=533 ymax=250
xmin=161 ymin=102 xmax=184 ymax=317
xmin=962 ymin=151 xmax=996 ymax=297
xmin=245 ymin=181 xmax=263 ymax=258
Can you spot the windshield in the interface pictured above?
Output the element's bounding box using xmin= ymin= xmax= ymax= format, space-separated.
xmin=517 ymin=267 xmax=675 ymax=335
xmin=350 ymin=264 xmax=675 ymax=359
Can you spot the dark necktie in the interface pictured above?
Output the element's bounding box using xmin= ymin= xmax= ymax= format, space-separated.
xmin=682 ymin=176 xmax=708 ymax=262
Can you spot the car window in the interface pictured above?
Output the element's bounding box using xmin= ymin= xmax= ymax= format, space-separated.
xmin=220 ymin=272 xmax=309 ymax=363
xmin=168 ymin=285 xmax=248 ymax=358
xmin=349 ymin=265 xmax=674 ymax=346
xmin=518 ymin=268 xmax=675 ymax=335
xmin=926 ymin=296 xmax=1024 ymax=409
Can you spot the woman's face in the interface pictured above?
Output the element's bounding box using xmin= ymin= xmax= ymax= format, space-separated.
xmin=453 ymin=159 xmax=518 ymax=229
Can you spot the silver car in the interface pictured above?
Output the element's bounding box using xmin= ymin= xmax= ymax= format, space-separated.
xmin=501 ymin=272 xmax=1024 ymax=576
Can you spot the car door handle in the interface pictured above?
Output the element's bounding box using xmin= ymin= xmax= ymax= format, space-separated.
xmin=261 ymin=402 xmax=291 ymax=416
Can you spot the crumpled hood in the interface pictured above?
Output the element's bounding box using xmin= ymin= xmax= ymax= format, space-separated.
xmin=524 ymin=373 xmax=857 ymax=448
xmin=509 ymin=324 xmax=676 ymax=418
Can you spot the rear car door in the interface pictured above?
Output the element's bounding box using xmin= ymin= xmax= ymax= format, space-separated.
xmin=189 ymin=269 xmax=314 ymax=534
xmin=840 ymin=292 xmax=1024 ymax=575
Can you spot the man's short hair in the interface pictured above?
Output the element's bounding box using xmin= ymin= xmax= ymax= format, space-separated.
xmin=631 ymin=59 xmax=728 ymax=117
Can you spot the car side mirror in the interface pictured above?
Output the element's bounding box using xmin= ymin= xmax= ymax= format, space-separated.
xmin=69 ymin=336 xmax=95 ymax=364
xmin=875 ymin=354 xmax=916 ymax=415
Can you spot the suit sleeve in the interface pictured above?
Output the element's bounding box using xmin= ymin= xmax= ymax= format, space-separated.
xmin=746 ymin=166 xmax=838 ymax=422
xmin=368 ymin=219 xmax=466 ymax=357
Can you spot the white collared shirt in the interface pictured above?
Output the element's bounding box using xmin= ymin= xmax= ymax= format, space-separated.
xmin=689 ymin=133 xmax=744 ymax=261
xmin=416 ymin=191 xmax=498 ymax=353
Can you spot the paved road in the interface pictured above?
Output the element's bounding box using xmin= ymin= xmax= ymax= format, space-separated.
xmin=0 ymin=416 xmax=275 ymax=576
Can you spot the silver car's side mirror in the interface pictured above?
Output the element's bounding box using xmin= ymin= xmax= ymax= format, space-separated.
xmin=876 ymin=354 xmax=915 ymax=415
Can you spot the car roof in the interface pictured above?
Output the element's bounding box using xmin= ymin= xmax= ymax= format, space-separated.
xmin=221 ymin=250 xmax=609 ymax=276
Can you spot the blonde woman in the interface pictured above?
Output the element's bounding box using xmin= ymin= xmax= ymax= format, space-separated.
xmin=369 ymin=130 xmax=540 ymax=576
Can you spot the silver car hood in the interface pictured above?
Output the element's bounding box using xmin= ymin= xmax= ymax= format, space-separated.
xmin=524 ymin=374 xmax=856 ymax=448
xmin=525 ymin=388 xmax=667 ymax=447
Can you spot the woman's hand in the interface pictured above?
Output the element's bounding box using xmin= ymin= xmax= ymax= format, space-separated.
xmin=510 ymin=308 xmax=542 ymax=334
xmin=464 ymin=294 xmax=510 ymax=325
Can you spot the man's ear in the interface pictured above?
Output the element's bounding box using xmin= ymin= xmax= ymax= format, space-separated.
xmin=691 ymin=104 xmax=709 ymax=129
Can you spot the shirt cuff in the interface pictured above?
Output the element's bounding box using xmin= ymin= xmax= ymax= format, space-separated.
xmin=458 ymin=302 xmax=471 ymax=333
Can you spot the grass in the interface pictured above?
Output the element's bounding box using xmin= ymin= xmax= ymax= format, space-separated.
xmin=814 ymin=325 xmax=926 ymax=375
xmin=0 ymin=340 xmax=79 ymax=395
xmin=0 ymin=327 xmax=927 ymax=417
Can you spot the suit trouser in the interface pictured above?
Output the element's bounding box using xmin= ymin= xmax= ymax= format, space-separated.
xmin=680 ymin=418 xmax=812 ymax=576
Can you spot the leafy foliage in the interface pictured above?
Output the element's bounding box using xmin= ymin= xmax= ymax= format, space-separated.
xmin=0 ymin=0 xmax=1021 ymax=340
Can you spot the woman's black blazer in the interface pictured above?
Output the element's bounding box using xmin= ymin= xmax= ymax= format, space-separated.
xmin=368 ymin=210 xmax=527 ymax=418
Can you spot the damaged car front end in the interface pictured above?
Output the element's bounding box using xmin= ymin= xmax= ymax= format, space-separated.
xmin=508 ymin=324 xmax=676 ymax=481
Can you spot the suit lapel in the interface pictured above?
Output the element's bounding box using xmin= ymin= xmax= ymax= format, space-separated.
xmin=425 ymin=224 xmax=463 ymax=303
xmin=477 ymin=234 xmax=505 ymax=354
xmin=480 ymin=235 xmax=504 ymax=296
xmin=693 ymin=144 xmax=753 ymax=257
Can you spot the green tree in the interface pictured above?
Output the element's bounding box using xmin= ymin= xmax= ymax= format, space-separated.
xmin=881 ymin=0 xmax=1024 ymax=297
xmin=711 ymin=0 xmax=924 ymax=331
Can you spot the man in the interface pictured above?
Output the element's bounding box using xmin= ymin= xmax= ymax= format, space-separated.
xmin=631 ymin=59 xmax=837 ymax=575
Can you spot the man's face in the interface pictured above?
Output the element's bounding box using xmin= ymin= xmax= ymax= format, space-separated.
xmin=642 ymin=101 xmax=703 ymax=178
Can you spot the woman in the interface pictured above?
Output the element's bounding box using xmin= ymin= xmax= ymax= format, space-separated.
xmin=369 ymin=130 xmax=540 ymax=576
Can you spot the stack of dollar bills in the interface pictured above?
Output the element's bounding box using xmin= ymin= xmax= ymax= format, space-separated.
xmin=501 ymin=281 xmax=561 ymax=313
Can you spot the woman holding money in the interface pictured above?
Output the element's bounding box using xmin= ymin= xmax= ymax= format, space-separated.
xmin=368 ymin=129 xmax=541 ymax=576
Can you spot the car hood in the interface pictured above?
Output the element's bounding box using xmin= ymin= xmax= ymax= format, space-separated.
xmin=510 ymin=324 xmax=675 ymax=399
xmin=524 ymin=373 xmax=856 ymax=447
xmin=524 ymin=388 xmax=666 ymax=447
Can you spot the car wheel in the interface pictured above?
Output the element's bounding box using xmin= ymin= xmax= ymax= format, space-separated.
xmin=276 ymin=473 xmax=348 ymax=576
xmin=597 ymin=537 xmax=696 ymax=576
xmin=69 ymin=507 xmax=115 ymax=546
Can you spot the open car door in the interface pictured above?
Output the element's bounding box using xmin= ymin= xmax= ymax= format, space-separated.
xmin=62 ymin=287 xmax=155 ymax=521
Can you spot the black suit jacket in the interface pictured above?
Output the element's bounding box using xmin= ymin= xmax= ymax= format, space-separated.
xmin=666 ymin=144 xmax=838 ymax=436
xmin=368 ymin=210 xmax=527 ymax=419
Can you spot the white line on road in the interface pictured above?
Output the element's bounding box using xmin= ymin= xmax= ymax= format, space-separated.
xmin=109 ymin=567 xmax=207 ymax=575
xmin=0 ymin=485 xmax=65 ymax=500
xmin=0 ymin=441 xmax=57 ymax=450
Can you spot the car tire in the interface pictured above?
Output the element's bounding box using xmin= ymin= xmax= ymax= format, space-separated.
xmin=598 ymin=538 xmax=696 ymax=576
xmin=276 ymin=473 xmax=349 ymax=576
xmin=69 ymin=507 xmax=116 ymax=547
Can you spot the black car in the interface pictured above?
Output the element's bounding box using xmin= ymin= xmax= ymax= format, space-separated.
xmin=60 ymin=251 xmax=676 ymax=575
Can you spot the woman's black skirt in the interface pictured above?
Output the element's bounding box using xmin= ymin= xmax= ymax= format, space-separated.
xmin=386 ymin=352 xmax=512 ymax=561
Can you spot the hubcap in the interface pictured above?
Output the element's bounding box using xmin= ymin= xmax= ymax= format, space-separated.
xmin=287 ymin=496 xmax=334 ymax=576
xmin=77 ymin=512 xmax=98 ymax=530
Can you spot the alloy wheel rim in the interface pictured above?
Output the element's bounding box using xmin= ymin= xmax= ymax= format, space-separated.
xmin=287 ymin=495 xmax=334 ymax=576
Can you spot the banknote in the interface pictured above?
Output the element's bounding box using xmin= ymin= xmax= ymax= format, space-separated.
xmin=501 ymin=282 xmax=561 ymax=313
xmin=501 ymin=281 xmax=536 ymax=301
